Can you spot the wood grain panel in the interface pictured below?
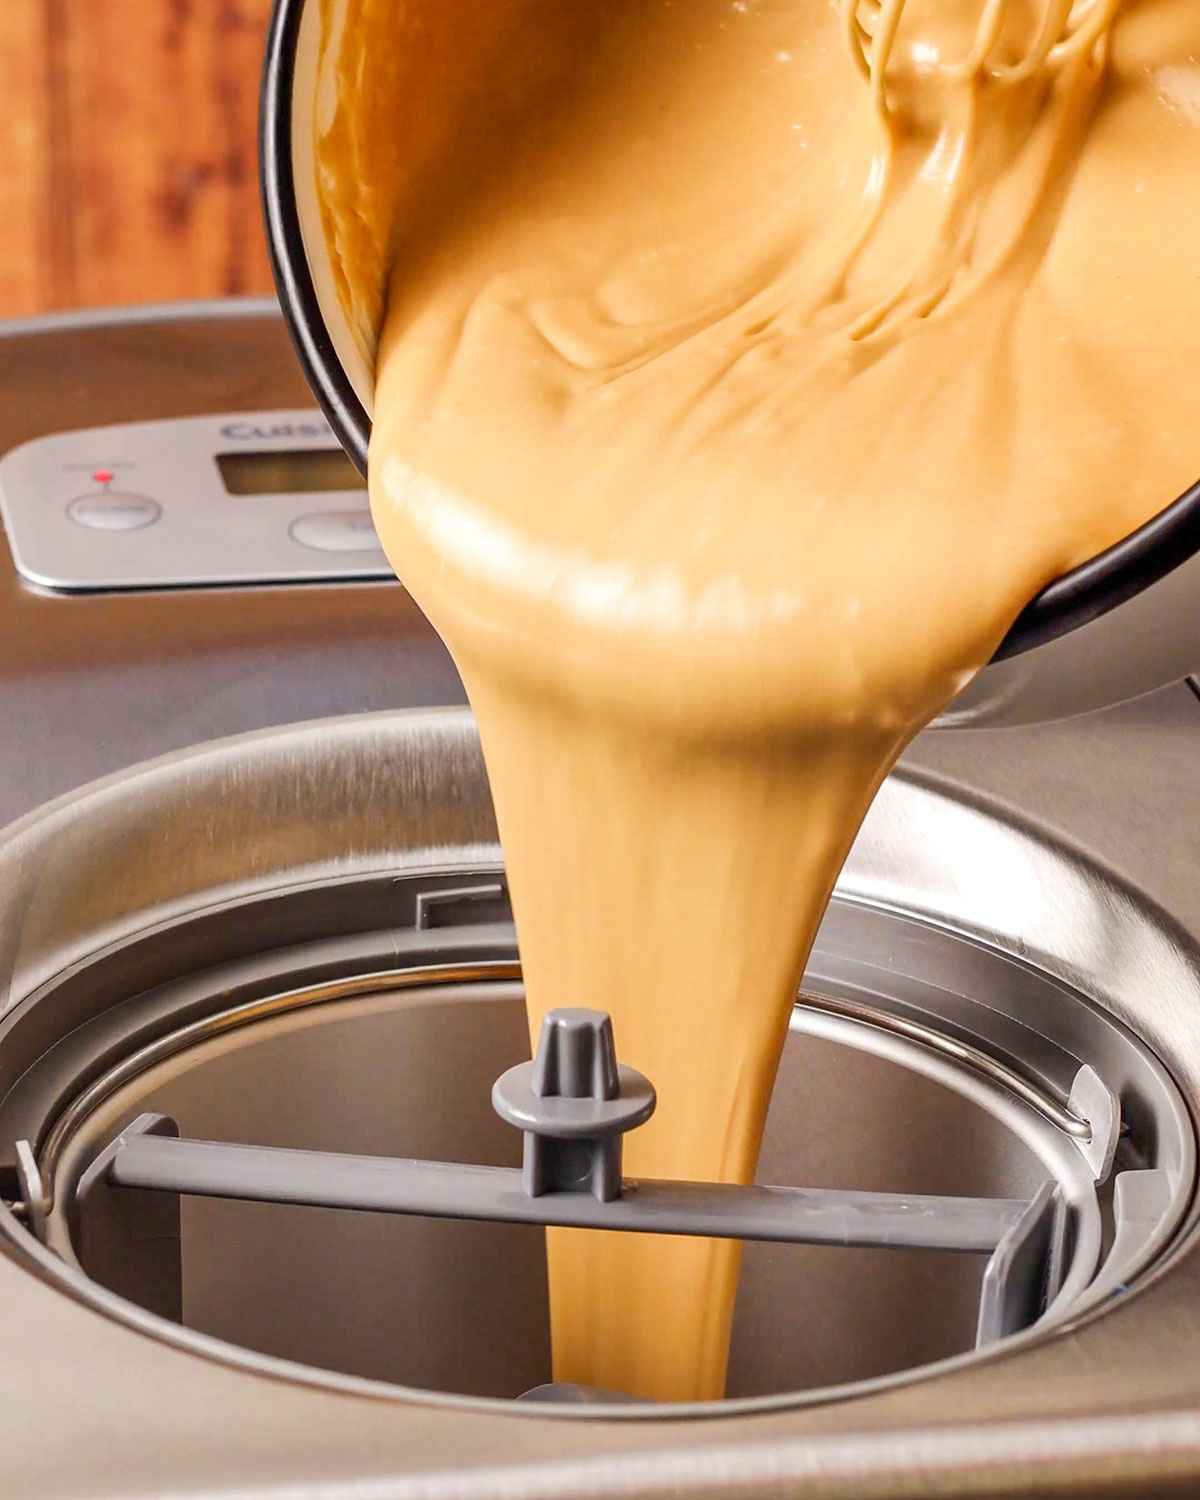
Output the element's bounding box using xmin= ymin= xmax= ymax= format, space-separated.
xmin=0 ymin=2 xmax=54 ymax=315
xmin=2 ymin=0 xmax=277 ymax=317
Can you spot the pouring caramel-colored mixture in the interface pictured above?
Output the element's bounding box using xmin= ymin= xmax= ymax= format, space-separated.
xmin=316 ymin=0 xmax=1200 ymax=1401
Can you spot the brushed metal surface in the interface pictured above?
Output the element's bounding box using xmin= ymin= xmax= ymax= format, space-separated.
xmin=0 ymin=303 xmax=464 ymax=825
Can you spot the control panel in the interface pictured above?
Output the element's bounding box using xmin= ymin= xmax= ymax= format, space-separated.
xmin=0 ymin=410 xmax=393 ymax=591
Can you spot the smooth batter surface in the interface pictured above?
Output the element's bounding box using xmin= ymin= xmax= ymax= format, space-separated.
xmin=317 ymin=0 xmax=1200 ymax=1401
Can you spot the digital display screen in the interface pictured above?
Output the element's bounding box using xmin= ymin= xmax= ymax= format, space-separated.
xmin=216 ymin=449 xmax=366 ymax=496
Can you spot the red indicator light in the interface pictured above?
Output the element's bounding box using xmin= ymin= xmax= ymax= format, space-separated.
xmin=92 ymin=469 xmax=114 ymax=486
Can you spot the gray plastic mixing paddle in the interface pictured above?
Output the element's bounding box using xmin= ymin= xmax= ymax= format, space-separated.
xmin=491 ymin=1009 xmax=656 ymax=1202
xmin=67 ymin=1003 xmax=1098 ymax=1385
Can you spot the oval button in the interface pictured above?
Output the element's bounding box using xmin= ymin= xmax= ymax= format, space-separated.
xmin=289 ymin=510 xmax=382 ymax=553
xmin=68 ymin=492 xmax=162 ymax=532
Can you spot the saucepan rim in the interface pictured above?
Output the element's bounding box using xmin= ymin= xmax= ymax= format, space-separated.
xmin=259 ymin=0 xmax=1200 ymax=663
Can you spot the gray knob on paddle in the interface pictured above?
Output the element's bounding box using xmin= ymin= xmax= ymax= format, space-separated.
xmin=492 ymin=1009 xmax=655 ymax=1202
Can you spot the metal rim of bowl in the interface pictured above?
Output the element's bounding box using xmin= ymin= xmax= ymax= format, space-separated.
xmin=258 ymin=0 xmax=1200 ymax=664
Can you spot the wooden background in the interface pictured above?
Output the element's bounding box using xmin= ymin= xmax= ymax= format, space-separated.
xmin=1 ymin=1 xmax=277 ymax=318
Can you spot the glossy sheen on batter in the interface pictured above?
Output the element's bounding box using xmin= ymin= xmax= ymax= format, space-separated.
xmin=316 ymin=0 xmax=1200 ymax=1401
